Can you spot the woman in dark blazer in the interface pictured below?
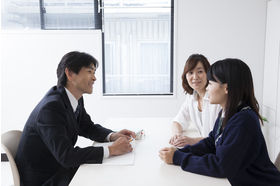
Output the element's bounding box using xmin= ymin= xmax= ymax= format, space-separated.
xmin=159 ymin=59 xmax=280 ymax=185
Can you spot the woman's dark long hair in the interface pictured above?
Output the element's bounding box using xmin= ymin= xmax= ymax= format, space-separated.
xmin=207 ymin=58 xmax=263 ymax=129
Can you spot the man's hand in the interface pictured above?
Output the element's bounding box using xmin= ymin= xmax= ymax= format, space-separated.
xmin=110 ymin=129 xmax=136 ymax=141
xmin=108 ymin=137 xmax=133 ymax=156
xmin=159 ymin=147 xmax=177 ymax=164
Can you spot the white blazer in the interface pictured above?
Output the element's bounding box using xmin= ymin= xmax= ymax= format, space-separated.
xmin=172 ymin=90 xmax=222 ymax=137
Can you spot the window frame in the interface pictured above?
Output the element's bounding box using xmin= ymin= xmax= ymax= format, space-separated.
xmin=101 ymin=0 xmax=175 ymax=97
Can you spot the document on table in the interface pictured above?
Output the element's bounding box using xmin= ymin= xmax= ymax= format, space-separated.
xmin=92 ymin=139 xmax=135 ymax=166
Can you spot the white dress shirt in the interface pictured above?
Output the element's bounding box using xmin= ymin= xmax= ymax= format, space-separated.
xmin=65 ymin=88 xmax=111 ymax=158
xmin=172 ymin=90 xmax=222 ymax=137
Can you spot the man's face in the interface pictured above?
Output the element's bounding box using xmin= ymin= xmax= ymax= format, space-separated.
xmin=72 ymin=64 xmax=96 ymax=96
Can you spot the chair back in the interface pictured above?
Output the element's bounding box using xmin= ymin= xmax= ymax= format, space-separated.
xmin=275 ymin=152 xmax=280 ymax=171
xmin=1 ymin=130 xmax=22 ymax=186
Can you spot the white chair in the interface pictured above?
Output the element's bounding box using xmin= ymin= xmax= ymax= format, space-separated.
xmin=275 ymin=151 xmax=280 ymax=171
xmin=1 ymin=130 xmax=22 ymax=186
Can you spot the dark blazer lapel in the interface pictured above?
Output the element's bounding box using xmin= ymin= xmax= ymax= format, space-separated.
xmin=57 ymin=87 xmax=80 ymax=139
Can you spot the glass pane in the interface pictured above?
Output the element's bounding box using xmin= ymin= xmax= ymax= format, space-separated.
xmin=1 ymin=0 xmax=101 ymax=30
xmin=1 ymin=0 xmax=41 ymax=30
xmin=43 ymin=0 xmax=100 ymax=29
xmin=103 ymin=0 xmax=173 ymax=95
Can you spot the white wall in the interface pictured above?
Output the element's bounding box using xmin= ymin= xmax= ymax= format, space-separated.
xmin=262 ymin=0 xmax=280 ymax=161
xmin=1 ymin=0 xmax=268 ymax=150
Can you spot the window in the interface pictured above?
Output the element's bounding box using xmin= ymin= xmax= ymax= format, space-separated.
xmin=1 ymin=0 xmax=101 ymax=30
xmin=102 ymin=0 xmax=174 ymax=96
xmin=1 ymin=0 xmax=174 ymax=96
xmin=40 ymin=0 xmax=101 ymax=30
xmin=1 ymin=0 xmax=41 ymax=30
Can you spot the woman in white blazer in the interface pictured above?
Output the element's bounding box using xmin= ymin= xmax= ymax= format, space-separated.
xmin=169 ymin=54 xmax=221 ymax=147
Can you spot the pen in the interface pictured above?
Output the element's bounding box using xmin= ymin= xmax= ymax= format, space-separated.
xmin=129 ymin=135 xmax=134 ymax=142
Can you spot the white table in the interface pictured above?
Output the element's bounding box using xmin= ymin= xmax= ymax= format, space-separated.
xmin=70 ymin=118 xmax=230 ymax=186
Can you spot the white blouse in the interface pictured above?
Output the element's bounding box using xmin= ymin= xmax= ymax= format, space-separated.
xmin=172 ymin=90 xmax=222 ymax=137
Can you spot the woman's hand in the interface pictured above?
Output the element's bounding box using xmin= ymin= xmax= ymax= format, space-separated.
xmin=159 ymin=147 xmax=177 ymax=164
xmin=169 ymin=133 xmax=182 ymax=145
xmin=170 ymin=135 xmax=204 ymax=147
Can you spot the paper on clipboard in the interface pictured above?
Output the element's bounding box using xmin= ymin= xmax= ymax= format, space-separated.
xmin=92 ymin=139 xmax=135 ymax=166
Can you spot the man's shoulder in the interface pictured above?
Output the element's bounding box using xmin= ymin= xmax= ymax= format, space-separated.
xmin=46 ymin=86 xmax=64 ymax=95
xmin=39 ymin=86 xmax=66 ymax=106
xmin=44 ymin=86 xmax=66 ymax=98
xmin=26 ymin=86 xmax=67 ymax=124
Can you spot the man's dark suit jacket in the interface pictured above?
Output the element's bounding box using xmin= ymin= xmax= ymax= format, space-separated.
xmin=15 ymin=86 xmax=113 ymax=186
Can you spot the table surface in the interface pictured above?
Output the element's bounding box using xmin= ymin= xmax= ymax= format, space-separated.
xmin=70 ymin=118 xmax=230 ymax=186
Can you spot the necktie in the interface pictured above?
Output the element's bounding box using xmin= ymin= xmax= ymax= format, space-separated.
xmin=74 ymin=104 xmax=80 ymax=120
xmin=216 ymin=117 xmax=223 ymax=136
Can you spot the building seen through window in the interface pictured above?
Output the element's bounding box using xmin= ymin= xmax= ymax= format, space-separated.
xmin=1 ymin=0 xmax=100 ymax=29
xmin=102 ymin=0 xmax=173 ymax=95
xmin=1 ymin=0 xmax=174 ymax=96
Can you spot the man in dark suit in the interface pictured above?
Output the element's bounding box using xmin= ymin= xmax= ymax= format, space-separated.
xmin=15 ymin=51 xmax=135 ymax=186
